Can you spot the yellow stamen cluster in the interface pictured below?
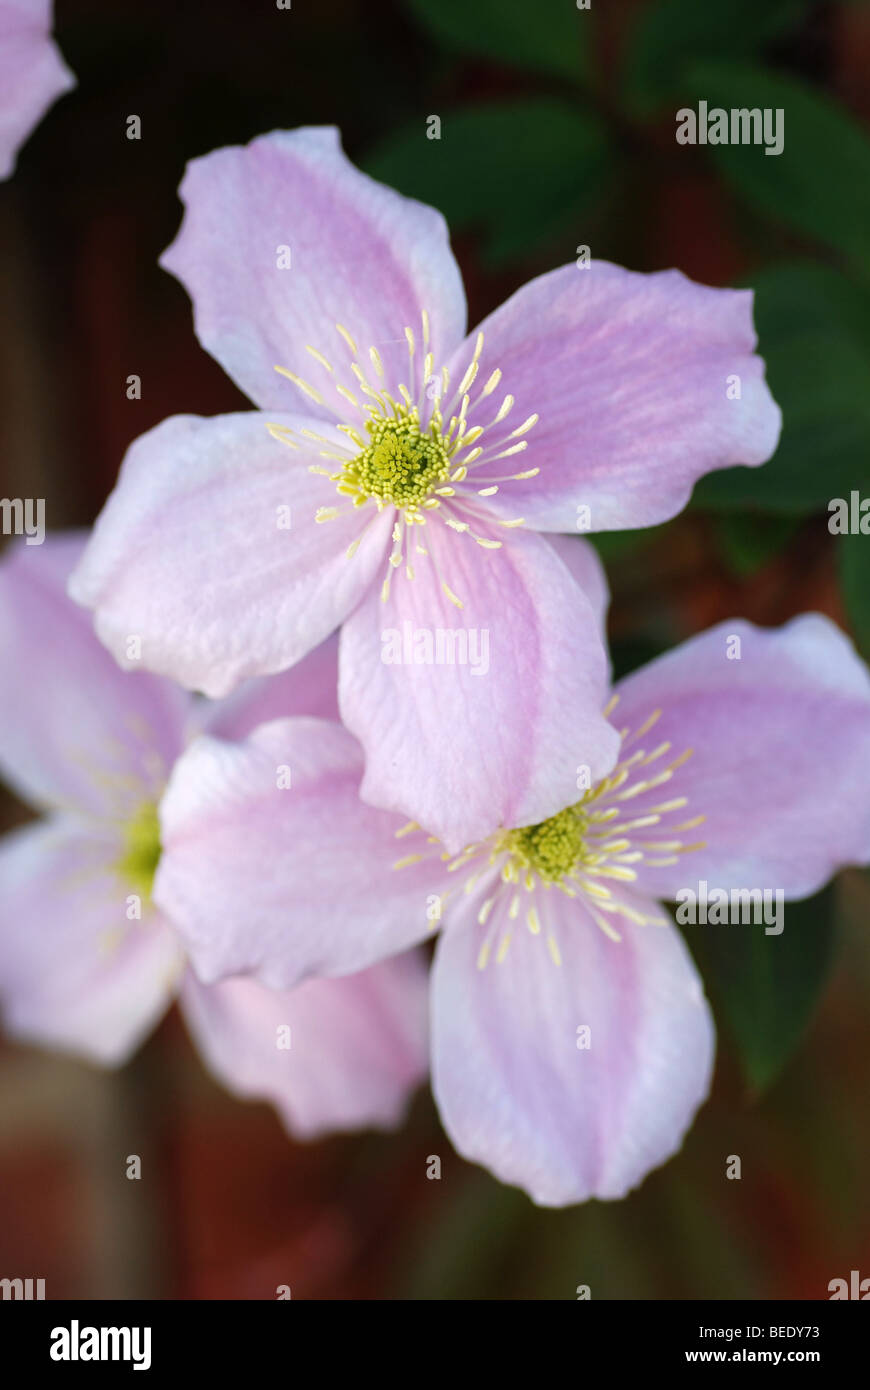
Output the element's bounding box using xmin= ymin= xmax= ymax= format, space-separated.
xmin=116 ymin=800 xmax=161 ymax=902
xmin=499 ymin=806 xmax=588 ymax=885
xmin=340 ymin=411 xmax=452 ymax=510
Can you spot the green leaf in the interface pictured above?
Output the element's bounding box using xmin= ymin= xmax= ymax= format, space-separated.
xmin=403 ymin=0 xmax=589 ymax=84
xmin=682 ymin=883 xmax=836 ymax=1093
xmin=365 ymin=100 xmax=613 ymax=268
xmin=622 ymin=0 xmax=808 ymax=115
xmin=683 ymin=62 xmax=870 ymax=276
xmin=840 ymin=534 xmax=870 ymax=660
xmin=588 ymin=527 xmax=661 ymax=563
xmin=713 ymin=513 xmax=800 ymax=576
xmin=694 ymin=263 xmax=870 ymax=512
xmin=395 ymin=1170 xmax=529 ymax=1298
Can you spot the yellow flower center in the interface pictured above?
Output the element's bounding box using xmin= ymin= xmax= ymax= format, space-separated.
xmin=342 ymin=412 xmax=452 ymax=510
xmin=499 ymin=806 xmax=589 ymax=885
xmin=117 ymin=801 xmax=161 ymax=902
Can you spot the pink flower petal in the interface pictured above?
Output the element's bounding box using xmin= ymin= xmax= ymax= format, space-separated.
xmin=0 ymin=534 xmax=188 ymax=816
xmin=432 ymin=888 xmax=714 ymax=1206
xmin=69 ymin=413 xmax=392 ymax=697
xmin=543 ymin=533 xmax=610 ymax=638
xmin=451 ymin=261 xmax=781 ymax=532
xmin=0 ymin=817 xmax=183 ymax=1064
xmin=340 ymin=519 xmax=620 ymax=853
xmin=179 ymin=950 xmax=429 ymax=1140
xmin=0 ymin=0 xmax=74 ymax=179
xmin=611 ymin=615 xmax=870 ymax=901
xmin=199 ymin=633 xmax=340 ymax=740
xmin=161 ymin=127 xmax=466 ymax=414
xmin=155 ymin=718 xmax=443 ymax=989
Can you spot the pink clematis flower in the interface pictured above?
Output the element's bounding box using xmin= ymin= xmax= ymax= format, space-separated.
xmin=0 ymin=0 xmax=74 ymax=179
xmin=69 ymin=126 xmax=781 ymax=852
xmin=154 ymin=553 xmax=870 ymax=1205
xmin=0 ymin=535 xmax=429 ymax=1139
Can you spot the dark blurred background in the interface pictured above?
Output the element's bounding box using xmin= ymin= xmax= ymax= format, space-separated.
xmin=1 ymin=0 xmax=870 ymax=1298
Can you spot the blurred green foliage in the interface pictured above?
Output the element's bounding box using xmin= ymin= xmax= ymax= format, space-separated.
xmin=682 ymin=884 xmax=837 ymax=1093
xmin=686 ymin=62 xmax=870 ymax=274
xmin=404 ymin=0 xmax=590 ymax=83
xmin=622 ymin=0 xmax=812 ymax=113
xmin=695 ymin=264 xmax=870 ymax=511
xmin=841 ymin=535 xmax=870 ymax=657
xmin=367 ymin=100 xmax=613 ymax=268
